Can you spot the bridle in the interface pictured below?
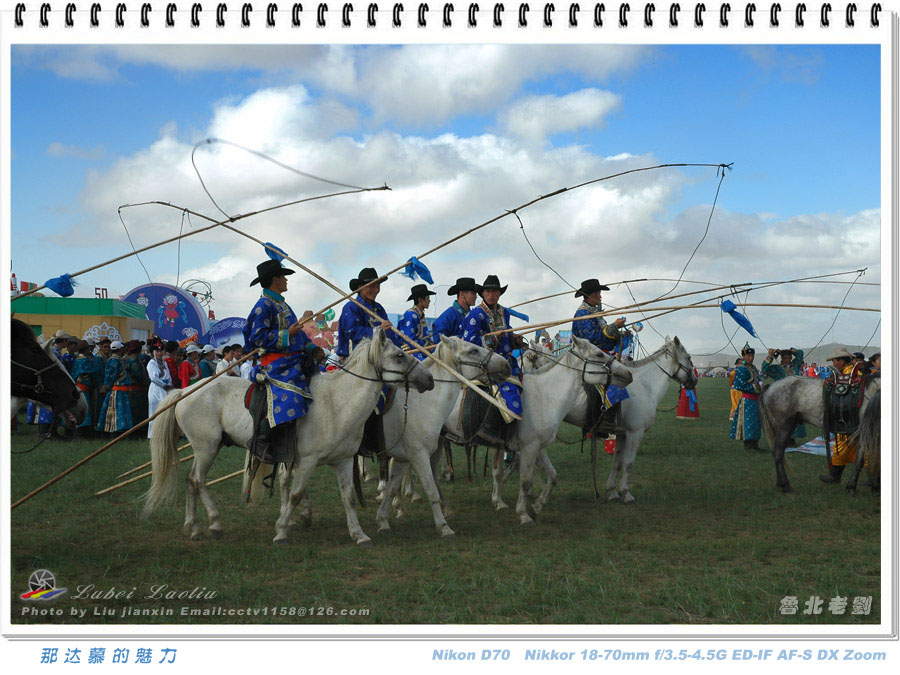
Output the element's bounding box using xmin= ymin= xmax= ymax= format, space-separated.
xmin=11 ymin=357 xmax=66 ymax=399
xmin=525 ymin=346 xmax=614 ymax=389
xmin=652 ymin=344 xmax=696 ymax=388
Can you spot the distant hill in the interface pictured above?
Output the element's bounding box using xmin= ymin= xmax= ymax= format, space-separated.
xmin=692 ymin=342 xmax=880 ymax=369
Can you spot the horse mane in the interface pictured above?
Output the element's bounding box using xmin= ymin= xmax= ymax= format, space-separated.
xmin=629 ymin=341 xmax=670 ymax=368
xmin=341 ymin=336 xmax=375 ymax=373
xmin=527 ymin=349 xmax=567 ymax=375
xmin=11 ymin=317 xmax=38 ymax=346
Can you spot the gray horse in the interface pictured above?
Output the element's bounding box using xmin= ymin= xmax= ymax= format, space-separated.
xmin=759 ymin=375 xmax=880 ymax=494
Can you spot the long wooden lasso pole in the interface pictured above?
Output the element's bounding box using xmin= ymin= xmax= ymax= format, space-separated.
xmin=10 ymin=187 xmax=388 ymax=302
xmin=11 ymin=350 xmax=260 ymax=510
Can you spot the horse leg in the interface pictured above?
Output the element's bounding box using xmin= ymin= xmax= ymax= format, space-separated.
xmin=273 ymin=457 xmax=318 ymax=544
xmin=533 ymin=448 xmax=558 ymax=515
xmin=615 ymin=431 xmax=643 ymax=504
xmin=605 ymin=438 xmax=625 ymax=502
xmin=281 ymin=465 xmax=312 ymax=530
xmin=771 ymin=423 xmax=794 ymax=493
xmin=409 ymin=449 xmax=455 ymax=538
xmin=429 ymin=444 xmax=452 ymax=518
xmin=515 ymin=442 xmax=540 ymax=526
xmin=490 ymin=448 xmax=510 ymax=510
xmin=376 ymin=453 xmax=390 ymax=501
xmin=377 ymin=459 xmax=408 ymax=532
xmin=334 ymin=456 xmax=374 ymax=547
xmin=187 ymin=441 xmax=224 ymax=539
xmin=845 ymin=447 xmax=866 ymax=497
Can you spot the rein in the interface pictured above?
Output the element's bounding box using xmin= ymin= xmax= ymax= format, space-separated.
xmin=11 ymin=358 xmax=65 ymax=398
xmin=523 ymin=347 xmax=614 ymax=388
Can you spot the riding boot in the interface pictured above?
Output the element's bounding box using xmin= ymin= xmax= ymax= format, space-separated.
xmin=818 ymin=464 xmax=845 ymax=484
xmin=597 ymin=403 xmax=626 ymax=435
xmin=249 ymin=419 xmax=277 ymax=464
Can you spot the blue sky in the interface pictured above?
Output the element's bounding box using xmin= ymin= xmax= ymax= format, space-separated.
xmin=9 ymin=44 xmax=882 ymax=355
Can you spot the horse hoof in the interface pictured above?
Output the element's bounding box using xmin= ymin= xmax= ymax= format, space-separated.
xmin=494 ymin=502 xmax=509 ymax=511
xmin=377 ymin=526 xmax=392 ymax=535
xmin=519 ymin=519 xmax=537 ymax=528
xmin=622 ymin=494 xmax=636 ymax=505
xmin=525 ymin=504 xmax=538 ymax=521
xmin=411 ymin=493 xmax=423 ymax=503
xmin=847 ymin=488 xmax=857 ymax=498
xmin=189 ymin=532 xmax=203 ymax=541
xmin=607 ymin=493 xmax=621 ymax=503
xmin=209 ymin=528 xmax=223 ymax=539
xmin=441 ymin=531 xmax=457 ymax=540
xmin=780 ymin=485 xmax=794 ymax=495
xmin=357 ymin=539 xmax=374 ymax=548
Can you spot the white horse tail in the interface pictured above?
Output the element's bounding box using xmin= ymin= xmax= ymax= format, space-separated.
xmin=142 ymin=389 xmax=186 ymax=516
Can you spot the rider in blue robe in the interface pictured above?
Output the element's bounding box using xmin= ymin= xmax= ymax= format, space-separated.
xmin=96 ymin=342 xmax=134 ymax=434
xmin=399 ymin=284 xmax=436 ymax=361
xmin=571 ymin=278 xmax=629 ymax=434
xmin=462 ymin=275 xmax=524 ymax=443
xmin=336 ymin=267 xmax=402 ymax=415
xmin=432 ymin=277 xmax=480 ymax=341
xmin=243 ymin=260 xmax=321 ymax=460
xmin=729 ymin=343 xmax=763 ymax=451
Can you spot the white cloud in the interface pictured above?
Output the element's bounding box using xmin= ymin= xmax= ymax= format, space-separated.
xmin=500 ymin=89 xmax=622 ymax=144
xmin=46 ymin=142 xmax=106 ymax=160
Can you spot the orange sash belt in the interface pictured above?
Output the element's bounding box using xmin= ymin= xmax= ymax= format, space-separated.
xmin=113 ymin=385 xmax=141 ymax=392
xmin=741 ymin=392 xmax=759 ymax=401
xmin=260 ymin=352 xmax=299 ymax=367
xmin=76 ymin=382 xmax=91 ymax=392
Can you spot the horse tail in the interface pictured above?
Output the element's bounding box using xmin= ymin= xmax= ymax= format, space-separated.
xmin=758 ymin=386 xmax=775 ymax=451
xmin=243 ymin=454 xmax=272 ymax=505
xmin=854 ymin=386 xmax=881 ymax=479
xmin=142 ymin=389 xmax=186 ymax=516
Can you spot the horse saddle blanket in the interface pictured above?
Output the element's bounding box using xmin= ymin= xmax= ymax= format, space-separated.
xmin=357 ymin=411 xmax=386 ymax=459
xmin=824 ymin=374 xmax=865 ymax=435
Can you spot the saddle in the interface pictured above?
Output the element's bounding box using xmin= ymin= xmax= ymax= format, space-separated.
xmin=823 ymin=372 xmax=866 ymax=436
xmin=244 ymin=382 xmax=296 ymax=465
xmin=460 ymin=385 xmax=515 ymax=448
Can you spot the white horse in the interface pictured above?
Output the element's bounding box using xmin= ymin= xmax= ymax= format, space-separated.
xmin=143 ymin=329 xmax=434 ymax=546
xmin=443 ymin=336 xmax=634 ymax=525
xmin=375 ymin=336 xmax=510 ymax=538
xmin=563 ymin=336 xmax=697 ymax=503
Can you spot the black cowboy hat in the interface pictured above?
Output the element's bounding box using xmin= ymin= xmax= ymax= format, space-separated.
xmin=479 ymin=275 xmax=507 ymax=296
xmin=574 ymin=278 xmax=610 ymax=298
xmin=350 ymin=267 xmax=388 ymax=292
xmin=250 ymin=259 xmax=295 ymax=287
xmin=407 ymin=284 xmax=437 ymax=302
xmin=447 ymin=277 xmax=481 ymax=295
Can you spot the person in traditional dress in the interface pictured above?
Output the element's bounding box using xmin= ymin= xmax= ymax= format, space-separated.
xmin=868 ymin=352 xmax=881 ymax=376
xmin=729 ymin=343 xmax=763 ymax=451
xmin=163 ymin=341 xmax=181 ymax=389
xmin=71 ymin=340 xmax=101 ymax=439
xmin=432 ymin=277 xmax=481 ymax=340
xmin=124 ymin=340 xmax=150 ymax=427
xmin=199 ymin=344 xmax=217 ymax=378
xmin=399 ymin=284 xmax=436 ymax=360
xmin=728 ymin=358 xmax=741 ymax=421
xmin=179 ymin=344 xmax=204 ymax=389
xmin=462 ymin=274 xmax=525 ymax=444
xmin=820 ymin=348 xmax=861 ymax=484
xmin=570 ymin=278 xmax=629 ymax=435
xmin=242 ymin=259 xmax=322 ymax=462
xmin=60 ymin=337 xmax=78 ymax=372
xmin=675 ymin=368 xmax=700 ymax=420
xmin=96 ymin=340 xmax=135 ymax=435
xmin=760 ymin=347 xmax=807 ymax=443
xmin=146 ymin=339 xmax=172 ymax=438
xmin=336 ymin=267 xmax=403 ymax=357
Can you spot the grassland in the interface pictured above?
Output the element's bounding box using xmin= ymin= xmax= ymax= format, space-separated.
xmin=9 ymin=377 xmax=880 ymax=625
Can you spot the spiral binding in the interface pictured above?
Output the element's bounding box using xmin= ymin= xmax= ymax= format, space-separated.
xmin=11 ymin=2 xmax=883 ymax=29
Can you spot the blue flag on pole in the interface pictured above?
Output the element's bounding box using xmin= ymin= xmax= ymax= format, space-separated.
xmin=720 ymin=300 xmax=757 ymax=337
xmin=400 ymin=257 xmax=434 ymax=284
xmin=506 ymin=307 xmax=530 ymax=322
xmin=264 ymin=242 xmax=288 ymax=263
xmin=44 ymin=273 xmax=77 ymax=297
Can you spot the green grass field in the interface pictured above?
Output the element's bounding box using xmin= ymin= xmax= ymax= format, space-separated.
xmin=9 ymin=378 xmax=880 ymax=625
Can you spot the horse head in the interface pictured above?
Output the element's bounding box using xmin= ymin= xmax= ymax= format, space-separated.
xmin=370 ymin=328 xmax=434 ymax=393
xmin=439 ymin=335 xmax=510 ymax=384
xmin=571 ymin=337 xmax=633 ymax=388
xmin=10 ymin=318 xmax=87 ymax=422
xmin=669 ymin=336 xmax=698 ymax=389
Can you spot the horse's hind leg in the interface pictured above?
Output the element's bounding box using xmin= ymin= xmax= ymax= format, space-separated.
xmin=376 ymin=459 xmax=408 ymax=532
xmin=334 ymin=456 xmax=373 ymax=547
xmin=605 ymin=440 xmax=625 ymax=501
xmin=491 ymin=448 xmax=510 ymax=510
xmin=409 ymin=447 xmax=455 ymax=538
xmin=533 ymin=448 xmax=558 ymax=515
xmin=187 ymin=441 xmax=223 ymax=539
xmin=615 ymin=431 xmax=643 ymax=504
xmin=514 ymin=442 xmax=540 ymax=526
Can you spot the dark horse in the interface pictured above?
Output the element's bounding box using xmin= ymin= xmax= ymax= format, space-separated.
xmin=10 ymin=317 xmax=87 ymax=423
xmin=759 ymin=375 xmax=879 ymax=494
